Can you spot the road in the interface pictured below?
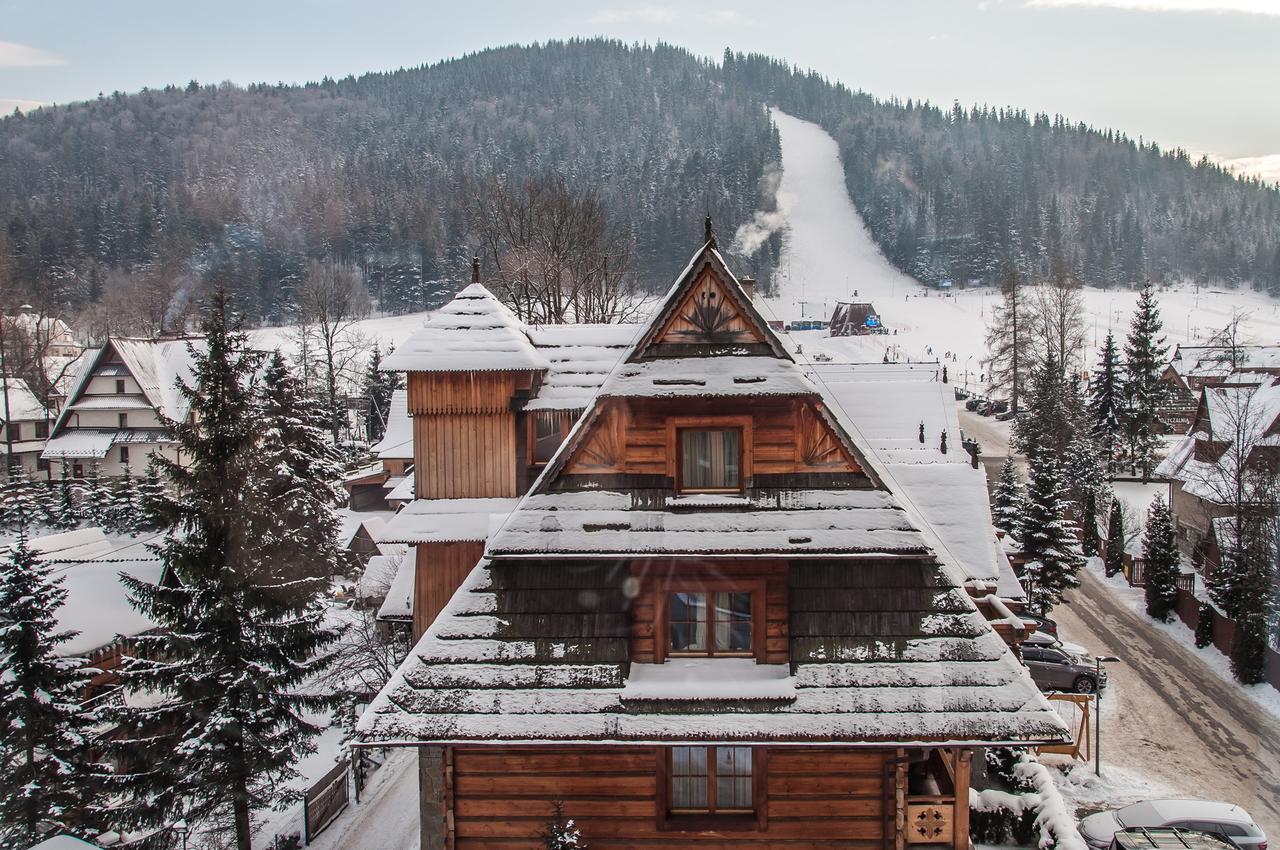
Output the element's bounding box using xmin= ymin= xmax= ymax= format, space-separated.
xmin=960 ymin=409 xmax=1280 ymax=834
xmin=307 ymin=747 xmax=419 ymax=850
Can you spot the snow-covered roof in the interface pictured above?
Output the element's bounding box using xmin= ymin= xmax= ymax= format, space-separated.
xmin=386 ymin=473 xmax=415 ymax=503
xmin=1 ymin=377 xmax=47 ymax=422
xmin=357 ymin=558 xmax=1068 ymax=746
xmin=49 ymin=556 xmax=165 ymax=656
xmin=379 ymin=498 xmax=520 ymax=545
xmin=0 ymin=528 xmax=116 ymax=562
xmin=599 ymin=356 xmax=816 ymax=399
xmin=370 ymin=390 xmax=411 ymax=459
xmin=67 ymin=395 xmax=154 ymax=411
xmin=342 ymin=515 xmax=387 ymax=549
xmin=42 ymin=429 xmax=168 ymax=459
xmin=523 ymin=323 xmax=638 ymax=411
xmin=357 ymin=553 xmax=403 ymax=604
xmin=28 ymin=836 xmax=102 ymax=850
xmin=376 ymin=553 xmax=414 ymax=622
xmin=1170 ymin=344 xmax=1280 ymax=381
xmin=380 ymin=284 xmax=548 ymax=373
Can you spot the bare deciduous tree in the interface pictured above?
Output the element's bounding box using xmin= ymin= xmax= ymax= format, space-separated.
xmin=1031 ymin=273 xmax=1088 ymax=377
xmin=294 ymin=260 xmax=372 ymax=442
xmin=470 ymin=175 xmax=643 ymax=325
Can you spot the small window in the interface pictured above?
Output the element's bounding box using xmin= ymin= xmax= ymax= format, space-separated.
xmin=669 ymin=591 xmax=752 ymax=656
xmin=532 ymin=411 xmax=568 ymax=465
xmin=119 ymin=446 xmax=130 ymax=464
xmin=670 ymin=747 xmax=754 ymax=814
xmin=118 ymin=413 xmax=128 ymax=429
xmin=115 ymin=379 xmax=126 ymax=394
xmin=73 ymin=463 xmax=84 ymax=479
xmin=679 ymin=429 xmax=741 ymax=492
xmin=34 ymin=421 xmax=48 ymax=439
xmin=36 ymin=457 xmax=50 ymax=472
xmin=7 ymin=423 xmax=20 ymax=441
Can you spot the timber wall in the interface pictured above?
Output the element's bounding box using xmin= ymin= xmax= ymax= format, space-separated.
xmin=447 ymin=746 xmax=889 ymax=848
xmin=414 ymin=541 xmax=488 ymax=642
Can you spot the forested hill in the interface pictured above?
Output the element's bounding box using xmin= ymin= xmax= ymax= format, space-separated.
xmin=1 ymin=40 xmax=1278 ymax=328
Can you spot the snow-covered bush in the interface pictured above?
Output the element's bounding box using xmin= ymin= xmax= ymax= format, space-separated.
xmin=538 ymin=801 xmax=588 ymax=849
xmin=970 ymin=753 xmax=1087 ymax=850
xmin=1195 ymin=602 xmax=1215 ymax=648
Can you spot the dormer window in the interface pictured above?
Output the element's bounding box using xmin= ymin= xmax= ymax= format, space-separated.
xmin=669 ymin=591 xmax=752 ymax=656
xmin=679 ymin=428 xmax=741 ymax=492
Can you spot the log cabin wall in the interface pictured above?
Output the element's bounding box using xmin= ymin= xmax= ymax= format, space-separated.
xmin=414 ymin=541 xmax=488 ymax=641
xmin=446 ymin=746 xmax=894 ymax=849
xmin=629 ymin=559 xmax=789 ymax=664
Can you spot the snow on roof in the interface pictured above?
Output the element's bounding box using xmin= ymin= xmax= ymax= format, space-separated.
xmin=28 ymin=836 xmax=103 ymax=850
xmin=1171 ymin=344 xmax=1280 ymax=380
xmin=376 ymin=552 xmax=414 ymax=621
xmin=622 ymin=659 xmax=795 ymax=702
xmin=357 ymin=559 xmax=1069 ymax=746
xmin=2 ymin=377 xmax=47 ymax=422
xmin=379 ymin=498 xmax=520 ymax=544
xmin=523 ymin=324 xmax=638 ymax=411
xmin=1155 ymin=434 xmax=1196 ymax=480
xmin=68 ymin=395 xmax=154 ymax=411
xmin=358 ymin=553 xmax=403 ymax=603
xmin=23 ymin=528 xmax=116 ymax=561
xmin=599 ymin=356 xmax=816 ymax=399
xmin=49 ymin=556 xmax=165 ymax=656
xmin=370 ymin=390 xmax=411 ymax=459
xmin=380 ymin=284 xmax=548 ymax=373
xmin=386 ymin=473 xmax=415 ymax=503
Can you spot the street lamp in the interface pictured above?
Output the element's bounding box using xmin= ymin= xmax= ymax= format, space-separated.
xmin=172 ymin=799 xmax=191 ymax=850
xmin=1094 ymin=655 xmax=1120 ymax=776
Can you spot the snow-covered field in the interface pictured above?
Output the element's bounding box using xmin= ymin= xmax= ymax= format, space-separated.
xmin=247 ymin=311 xmax=432 ymax=357
xmin=763 ymin=110 xmax=1280 ymax=375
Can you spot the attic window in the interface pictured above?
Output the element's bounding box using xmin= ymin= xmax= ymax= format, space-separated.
xmin=679 ymin=429 xmax=741 ymax=493
xmin=531 ymin=410 xmax=573 ymax=465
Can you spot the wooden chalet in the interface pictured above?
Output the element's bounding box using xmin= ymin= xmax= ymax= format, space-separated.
xmin=358 ymin=239 xmax=1068 ymax=849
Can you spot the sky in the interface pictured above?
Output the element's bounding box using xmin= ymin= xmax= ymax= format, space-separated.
xmin=2 ymin=0 xmax=1278 ymax=182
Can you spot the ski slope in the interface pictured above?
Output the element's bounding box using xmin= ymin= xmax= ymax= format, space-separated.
xmin=763 ymin=110 xmax=1280 ymax=374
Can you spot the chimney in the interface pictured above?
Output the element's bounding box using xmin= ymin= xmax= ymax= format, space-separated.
xmin=740 ymin=276 xmax=756 ymax=300
xmin=471 ymin=256 xmax=481 ymax=284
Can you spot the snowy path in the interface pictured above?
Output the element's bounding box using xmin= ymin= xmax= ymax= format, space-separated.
xmin=306 ymin=748 xmax=419 ymax=850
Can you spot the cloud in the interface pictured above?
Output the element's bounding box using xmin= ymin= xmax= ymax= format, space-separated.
xmin=1219 ymin=154 xmax=1280 ymax=186
xmin=0 ymin=98 xmax=50 ymax=114
xmin=0 ymin=40 xmax=66 ymax=67
xmin=589 ymin=5 xmax=757 ymax=27
xmin=1025 ymin=0 xmax=1280 ymax=14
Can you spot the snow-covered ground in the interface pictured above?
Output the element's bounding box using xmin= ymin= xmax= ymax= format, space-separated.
xmin=763 ymin=110 xmax=1280 ymax=378
xmin=246 ymin=311 xmax=432 ymax=357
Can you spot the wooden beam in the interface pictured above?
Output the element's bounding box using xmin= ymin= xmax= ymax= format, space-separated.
xmin=953 ymin=748 xmax=973 ymax=850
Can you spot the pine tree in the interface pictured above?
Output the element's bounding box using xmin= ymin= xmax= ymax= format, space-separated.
xmin=135 ymin=465 xmax=167 ymax=532
xmin=1089 ymin=332 xmax=1124 ymax=472
xmin=1104 ymin=498 xmax=1126 ymax=578
xmin=106 ymin=292 xmax=340 ymax=850
xmin=252 ymin=351 xmax=346 ymax=605
xmin=991 ymin=456 xmax=1024 ymax=535
xmin=1226 ymin=516 xmax=1277 ymax=684
xmin=1018 ymin=433 xmax=1082 ymax=612
xmin=77 ymin=462 xmax=109 ymax=528
xmin=1142 ymin=495 xmax=1180 ymax=621
xmin=362 ymin=345 xmax=399 ymax=444
xmin=0 ymin=529 xmax=94 ymax=845
xmin=107 ymin=466 xmax=139 ymax=534
xmin=0 ymin=470 xmax=43 ymax=531
xmin=1194 ymin=603 xmax=1215 ymax=648
xmin=538 ymin=802 xmax=588 ymax=849
xmin=1015 ymin=351 xmax=1073 ymax=461
xmin=1123 ymin=283 xmax=1168 ymax=482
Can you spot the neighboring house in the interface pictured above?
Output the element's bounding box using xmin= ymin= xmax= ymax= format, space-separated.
xmin=6 ymin=310 xmax=84 ymax=359
xmin=1157 ymin=371 xmax=1280 ymax=560
xmin=358 ymin=239 xmax=1067 ymax=848
xmin=346 ymin=389 xmax=415 ymax=510
xmin=1160 ymin=344 xmax=1280 ymax=434
xmin=42 ymin=337 xmax=201 ymax=478
xmin=1093 ymin=479 xmax=1178 ymax=587
xmin=1 ymin=377 xmax=53 ymax=478
xmin=828 ymin=300 xmax=885 ymax=336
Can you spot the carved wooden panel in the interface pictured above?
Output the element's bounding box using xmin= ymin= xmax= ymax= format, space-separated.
xmin=905 ymin=802 xmax=953 ymax=844
xmin=565 ymin=404 xmax=625 ymax=474
xmin=652 ymin=269 xmax=763 ymax=346
xmin=795 ymin=402 xmax=857 ymax=472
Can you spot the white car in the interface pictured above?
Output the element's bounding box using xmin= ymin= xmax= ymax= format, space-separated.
xmin=1080 ymin=800 xmax=1267 ymax=850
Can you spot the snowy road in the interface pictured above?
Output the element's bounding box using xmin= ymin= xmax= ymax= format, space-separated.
xmin=306 ymin=748 xmax=419 ymax=850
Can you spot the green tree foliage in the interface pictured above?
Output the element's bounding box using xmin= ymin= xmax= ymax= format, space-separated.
xmin=1194 ymin=603 xmax=1215 ymax=649
xmin=363 ymin=345 xmax=400 ymax=444
xmin=1015 ymin=351 xmax=1074 ymax=461
xmin=1104 ymin=499 xmax=1126 ymax=578
xmin=0 ymin=531 xmax=93 ymax=846
xmin=105 ymin=293 xmax=340 ymax=850
xmin=1226 ymin=516 xmax=1277 ymax=685
xmin=1142 ymin=495 xmax=1180 ymax=621
xmin=1123 ymin=284 xmax=1169 ymax=481
xmin=991 ymin=456 xmax=1024 ymax=535
xmin=1089 ymin=332 xmax=1124 ymax=472
xmin=1019 ymin=432 xmax=1082 ymax=612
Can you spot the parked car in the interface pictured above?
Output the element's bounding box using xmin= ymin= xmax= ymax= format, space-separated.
xmin=977 ymin=401 xmax=994 ymax=416
xmin=1022 ymin=630 xmax=1088 ymax=655
xmin=1022 ymin=644 xmax=1105 ymax=693
xmin=991 ymin=399 xmax=1009 ymax=414
xmin=995 ymin=409 xmax=1017 ymax=422
xmin=1081 ymin=801 xmax=1266 ymax=850
xmin=965 ymin=397 xmax=983 ymax=411
xmin=1111 ymin=828 xmax=1240 ymax=850
xmin=1018 ymin=612 xmax=1058 ymax=637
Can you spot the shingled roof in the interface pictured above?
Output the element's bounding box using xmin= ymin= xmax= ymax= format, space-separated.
xmin=357 ymin=239 xmax=1069 ymax=749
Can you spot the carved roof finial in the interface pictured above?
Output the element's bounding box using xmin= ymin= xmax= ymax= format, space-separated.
xmin=704 ymin=215 xmax=716 ymax=248
xmin=471 ymin=256 xmax=480 ymax=284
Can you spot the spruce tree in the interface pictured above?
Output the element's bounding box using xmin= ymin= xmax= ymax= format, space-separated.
xmin=108 ymin=466 xmax=139 ymax=534
xmin=1104 ymin=498 xmax=1126 ymax=578
xmin=1123 ymin=283 xmax=1168 ymax=482
xmin=1226 ymin=517 xmax=1277 ymax=684
xmin=52 ymin=465 xmax=78 ymax=530
xmin=106 ymin=292 xmax=340 ymax=850
xmin=991 ymin=456 xmax=1024 ymax=535
xmin=252 ymin=351 xmax=346 ymax=605
xmin=1018 ymin=433 xmax=1082 ymax=612
xmin=0 ymin=470 xmax=43 ymax=531
xmin=1014 ymin=351 xmax=1073 ymax=461
xmin=983 ymin=263 xmax=1033 ymax=413
xmin=1089 ymin=332 xmax=1124 ymax=472
xmin=135 ymin=465 xmax=167 ymax=532
xmin=77 ymin=462 xmax=108 ymax=529
xmin=1142 ymin=495 xmax=1180 ymax=621
xmin=363 ymin=345 xmax=399 ymax=444
xmin=0 ymin=529 xmax=93 ymax=846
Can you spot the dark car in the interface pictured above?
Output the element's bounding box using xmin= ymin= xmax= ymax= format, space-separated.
xmin=1019 ymin=613 xmax=1058 ymax=637
xmin=991 ymin=400 xmax=1009 ymax=414
xmin=966 ymin=397 xmax=982 ymax=411
xmin=995 ymin=409 xmax=1016 ymax=422
xmin=1022 ymin=644 xmax=1105 ymax=693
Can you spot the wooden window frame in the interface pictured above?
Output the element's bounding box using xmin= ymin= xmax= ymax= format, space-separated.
xmin=656 ymin=746 xmax=767 ymax=832
xmin=527 ymin=409 xmax=574 ymax=468
xmin=667 ymin=415 xmax=753 ymax=494
xmin=655 ymin=577 xmax=766 ymax=663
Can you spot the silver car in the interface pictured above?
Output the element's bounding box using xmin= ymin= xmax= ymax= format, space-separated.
xmin=1022 ymin=644 xmax=1105 ymax=694
xmin=1081 ymin=800 xmax=1267 ymax=850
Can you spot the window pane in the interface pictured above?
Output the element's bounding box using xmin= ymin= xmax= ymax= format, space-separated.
xmin=671 ymin=747 xmax=709 ymax=810
xmin=715 ymin=747 xmax=753 ymax=809
xmin=669 ymin=593 xmax=707 ymax=652
xmin=533 ymin=412 xmax=564 ymax=464
xmin=713 ymin=591 xmax=753 ymax=652
xmin=681 ymin=429 xmax=740 ymax=490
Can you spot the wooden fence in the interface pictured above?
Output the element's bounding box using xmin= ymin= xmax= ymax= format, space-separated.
xmin=303 ymin=757 xmax=351 ymax=844
xmin=1174 ymin=587 xmax=1280 ymax=694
